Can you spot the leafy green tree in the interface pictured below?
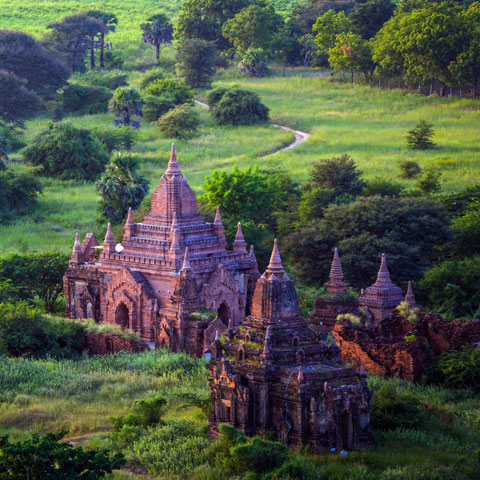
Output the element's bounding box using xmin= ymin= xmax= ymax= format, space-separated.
xmin=96 ymin=152 xmax=149 ymax=223
xmin=222 ymin=2 xmax=284 ymax=54
xmin=92 ymin=127 xmax=137 ymax=153
xmin=207 ymin=87 xmax=269 ymax=125
xmin=46 ymin=13 xmax=106 ymax=73
xmin=61 ymin=83 xmax=113 ymax=115
xmin=328 ymin=32 xmax=374 ymax=82
xmin=141 ymin=13 xmax=174 ymax=63
xmin=0 ymin=71 xmax=42 ymax=127
xmin=362 ymin=178 xmax=405 ymax=197
xmin=23 ymin=123 xmax=109 ymax=181
xmin=143 ymin=79 xmax=193 ymax=122
xmin=452 ymin=202 xmax=480 ymax=257
xmin=420 ymin=256 xmax=480 ymax=318
xmin=0 ymin=30 xmax=69 ymax=97
xmin=0 ymin=429 xmax=125 ymax=479
xmin=85 ymin=10 xmax=118 ymax=68
xmin=406 ymin=120 xmax=435 ymax=149
xmin=138 ymin=68 xmax=166 ymax=90
xmin=398 ymin=160 xmax=422 ymax=179
xmin=176 ymin=0 xmax=252 ymax=51
xmin=350 ymin=0 xmax=395 ymax=40
xmin=239 ymin=48 xmax=270 ymax=76
xmin=112 ymin=396 xmax=167 ymax=430
xmin=108 ymin=87 xmax=143 ymax=127
xmin=283 ymin=195 xmax=451 ymax=287
xmin=312 ymin=10 xmax=351 ymax=60
xmin=176 ymin=39 xmax=218 ymax=88
xmin=0 ymin=164 xmax=43 ymax=222
xmin=0 ymin=252 xmax=69 ymax=313
xmin=442 ymin=184 xmax=480 ymax=217
xmin=157 ymin=104 xmax=200 ymax=138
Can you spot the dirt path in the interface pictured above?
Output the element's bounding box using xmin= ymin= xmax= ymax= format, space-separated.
xmin=194 ymin=99 xmax=310 ymax=155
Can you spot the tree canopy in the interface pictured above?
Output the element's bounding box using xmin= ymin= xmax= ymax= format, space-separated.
xmin=141 ymin=13 xmax=174 ymax=63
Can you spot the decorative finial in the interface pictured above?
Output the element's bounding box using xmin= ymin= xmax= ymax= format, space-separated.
xmin=104 ymin=223 xmax=115 ymax=244
xmin=330 ymin=248 xmax=344 ymax=281
xmin=126 ymin=207 xmax=134 ymax=226
xmin=73 ymin=232 xmax=82 ymax=253
xmin=181 ymin=247 xmax=191 ymax=270
xmin=233 ymin=222 xmax=247 ymax=252
xmin=266 ymin=239 xmax=284 ymax=275
xmin=214 ymin=207 xmax=222 ymax=224
xmin=171 ymin=211 xmax=178 ymax=229
xmin=170 ymin=228 xmax=180 ymax=251
xmin=165 ymin=142 xmax=181 ymax=175
xmin=375 ymin=253 xmax=393 ymax=285
xmin=405 ymin=280 xmax=416 ymax=306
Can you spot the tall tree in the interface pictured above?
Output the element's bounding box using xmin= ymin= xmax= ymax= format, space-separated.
xmin=0 ymin=30 xmax=69 ymax=97
xmin=312 ymin=10 xmax=351 ymax=60
xmin=222 ymin=2 xmax=284 ymax=54
xmin=46 ymin=13 xmax=106 ymax=73
xmin=176 ymin=39 xmax=218 ymax=88
xmin=86 ymin=10 xmax=118 ymax=68
xmin=140 ymin=13 xmax=174 ymax=63
xmin=176 ymin=0 xmax=252 ymax=51
xmin=349 ymin=0 xmax=395 ymax=40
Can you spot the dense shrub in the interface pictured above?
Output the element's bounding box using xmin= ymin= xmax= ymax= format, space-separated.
xmin=0 ymin=164 xmax=43 ymax=222
xmin=232 ymin=438 xmax=289 ymax=474
xmin=239 ymin=48 xmax=270 ymax=77
xmin=0 ymin=302 xmax=85 ymax=359
xmin=363 ymin=178 xmax=405 ymax=197
xmin=72 ymin=70 xmax=128 ymax=90
xmin=92 ymin=127 xmax=137 ymax=153
xmin=143 ymin=78 xmax=193 ymax=122
xmin=108 ymin=87 xmax=143 ymax=128
xmin=371 ymin=382 xmax=427 ymax=431
xmin=398 ymin=160 xmax=422 ymax=179
xmin=208 ymin=87 xmax=269 ymax=126
xmin=139 ymin=68 xmax=166 ymax=90
xmin=157 ymin=104 xmax=200 ymax=138
xmin=112 ymin=396 xmax=167 ymax=431
xmin=61 ymin=83 xmax=113 ymax=115
xmin=23 ymin=123 xmax=109 ymax=181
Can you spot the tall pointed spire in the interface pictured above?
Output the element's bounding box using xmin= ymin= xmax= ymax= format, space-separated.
xmin=325 ymin=248 xmax=348 ymax=294
xmin=181 ymin=247 xmax=191 ymax=271
xmin=102 ymin=223 xmax=116 ymax=254
xmin=170 ymin=228 xmax=180 ymax=251
xmin=266 ymin=239 xmax=284 ymax=275
xmin=233 ymin=222 xmax=247 ymax=252
xmin=214 ymin=207 xmax=222 ymax=224
xmin=123 ymin=207 xmax=135 ymax=241
xmin=126 ymin=207 xmax=134 ymax=226
xmin=73 ymin=232 xmax=82 ymax=254
xmin=375 ymin=253 xmax=392 ymax=286
xmin=165 ymin=142 xmax=182 ymax=176
xmin=250 ymin=245 xmax=257 ymax=261
xmin=70 ymin=232 xmax=83 ymax=264
xmin=404 ymin=281 xmax=417 ymax=307
xmin=171 ymin=211 xmax=179 ymax=229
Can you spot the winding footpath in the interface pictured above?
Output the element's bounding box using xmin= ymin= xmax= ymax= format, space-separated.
xmin=194 ymin=99 xmax=310 ymax=156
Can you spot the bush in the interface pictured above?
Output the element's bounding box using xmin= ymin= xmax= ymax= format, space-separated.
xmin=23 ymin=122 xmax=109 ymax=181
xmin=396 ymin=302 xmax=420 ymax=324
xmin=176 ymin=38 xmax=218 ymax=88
xmin=416 ymin=169 xmax=442 ymax=195
xmin=112 ymin=396 xmax=167 ymax=430
xmin=61 ymin=83 xmax=113 ymax=115
xmin=209 ymin=87 xmax=269 ymax=126
xmin=72 ymin=70 xmax=128 ymax=90
xmin=398 ymin=160 xmax=422 ymax=179
xmin=407 ymin=120 xmax=436 ymax=150
xmin=363 ymin=178 xmax=405 ymax=197
xmin=371 ymin=382 xmax=427 ymax=431
xmin=239 ymin=48 xmax=270 ymax=77
xmin=157 ymin=104 xmax=200 ymax=138
xmin=92 ymin=127 xmax=137 ymax=153
xmin=206 ymin=86 xmax=229 ymax=109
xmin=105 ymin=50 xmax=125 ymax=70
xmin=108 ymin=87 xmax=143 ymax=128
xmin=139 ymin=68 xmax=167 ymax=90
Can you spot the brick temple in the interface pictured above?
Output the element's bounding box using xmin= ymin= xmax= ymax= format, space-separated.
xmin=63 ymin=144 xmax=259 ymax=356
xmin=208 ymin=240 xmax=373 ymax=451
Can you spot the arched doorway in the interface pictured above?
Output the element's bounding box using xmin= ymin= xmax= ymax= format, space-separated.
xmin=115 ymin=303 xmax=129 ymax=328
xmin=218 ymin=302 xmax=230 ymax=325
xmin=341 ymin=411 xmax=353 ymax=450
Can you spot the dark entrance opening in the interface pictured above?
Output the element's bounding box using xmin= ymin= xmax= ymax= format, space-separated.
xmin=105 ymin=337 xmax=114 ymax=354
xmin=218 ymin=302 xmax=230 ymax=325
xmin=341 ymin=411 xmax=353 ymax=450
xmin=225 ymin=406 xmax=231 ymax=422
xmin=115 ymin=303 xmax=129 ymax=328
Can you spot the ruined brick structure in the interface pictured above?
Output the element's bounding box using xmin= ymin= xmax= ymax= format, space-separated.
xmin=208 ymin=241 xmax=373 ymax=451
xmin=64 ymin=144 xmax=259 ymax=357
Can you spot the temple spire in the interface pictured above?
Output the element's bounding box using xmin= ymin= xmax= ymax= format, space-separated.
xmin=405 ymin=281 xmax=417 ymax=307
xmin=233 ymin=222 xmax=247 ymax=252
xmin=266 ymin=239 xmax=284 ymax=275
xmin=171 ymin=211 xmax=179 ymax=229
xmin=250 ymin=245 xmax=257 ymax=261
xmin=72 ymin=232 xmax=82 ymax=254
xmin=214 ymin=207 xmax=222 ymax=224
xmin=102 ymin=223 xmax=116 ymax=254
xmin=375 ymin=253 xmax=393 ymax=286
xmin=325 ymin=248 xmax=348 ymax=295
xmin=165 ymin=142 xmax=182 ymax=176
xmin=126 ymin=207 xmax=134 ymax=226
xmin=181 ymin=247 xmax=191 ymax=271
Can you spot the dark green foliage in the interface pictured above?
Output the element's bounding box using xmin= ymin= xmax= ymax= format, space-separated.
xmin=239 ymin=48 xmax=270 ymax=76
xmin=96 ymin=152 xmax=149 ymax=223
xmin=143 ymin=78 xmax=193 ymax=122
xmin=0 ymin=164 xmax=43 ymax=222
xmin=61 ymin=83 xmax=113 ymax=115
xmin=112 ymin=396 xmax=167 ymax=431
xmin=266 ymin=456 xmax=321 ymax=480
xmin=416 ymin=170 xmax=442 ymax=195
xmin=371 ymin=381 xmax=427 ymax=431
xmin=430 ymin=346 xmax=480 ymax=392
xmin=306 ymin=154 xmax=366 ymax=197
xmin=157 ymin=104 xmax=200 ymax=138
xmin=141 ymin=13 xmax=173 ymax=63
xmin=23 ymin=122 xmax=109 ymax=181
xmin=176 ymin=39 xmax=218 ymax=88
xmin=350 ymin=0 xmax=395 ymax=39
xmin=441 ymin=184 xmax=480 ymax=217
xmin=0 ymin=302 xmax=85 ymax=359
xmin=398 ymin=160 xmax=422 ymax=179
xmin=363 ymin=178 xmax=405 ymax=197
xmin=0 ymin=251 xmax=68 ymax=313
xmin=206 ymin=86 xmax=229 ymax=109
xmin=452 ymin=202 xmax=480 ymax=256
xmin=104 ymin=50 xmax=124 ymax=70
xmin=407 ymin=120 xmax=436 ymax=150
xmin=232 ymin=437 xmax=288 ymax=474
xmin=108 ymin=87 xmax=143 ymax=128
xmin=139 ymin=68 xmax=166 ymax=90
xmin=297 ymin=187 xmax=337 ymax=222
xmin=208 ymin=87 xmax=269 ymax=125
xmin=0 ymin=279 xmax=20 ymax=304
xmin=0 ymin=429 xmax=124 ymax=479
xmin=0 ymin=125 xmax=25 ymax=161
xmin=84 ymin=10 xmax=118 ymax=69
xmin=0 ymin=30 xmax=69 ymax=97
xmin=283 ymin=195 xmax=451 ymax=287
xmin=72 ymin=70 xmax=128 ymax=90
xmin=0 ymin=70 xmax=42 ymax=126
xmin=92 ymin=127 xmax=137 ymax=153
xmin=420 ymin=255 xmax=480 ymax=318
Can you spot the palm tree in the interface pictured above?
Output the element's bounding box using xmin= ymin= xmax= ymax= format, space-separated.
xmin=86 ymin=10 xmax=118 ymax=68
xmin=141 ymin=13 xmax=174 ymax=63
